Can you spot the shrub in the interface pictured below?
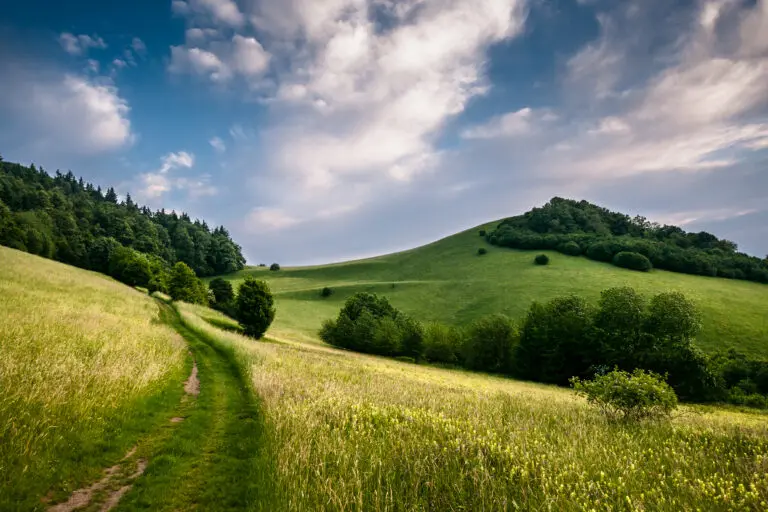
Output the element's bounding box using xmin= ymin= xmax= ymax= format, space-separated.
xmin=399 ymin=317 xmax=425 ymax=361
xmin=235 ymin=277 xmax=276 ymax=339
xmin=108 ymin=246 xmax=152 ymax=288
xmin=477 ymin=247 xmax=488 ymax=256
xmin=644 ymin=292 xmax=701 ymax=342
xmin=209 ymin=277 xmax=234 ymax=307
xmin=613 ymin=251 xmax=652 ymax=272
xmin=423 ymin=323 xmax=464 ymax=365
xmin=571 ymin=369 xmax=678 ymax=421
xmin=463 ymin=314 xmax=517 ymax=374
xmin=270 ymin=263 xmax=281 ymax=271
xmin=534 ymin=254 xmax=549 ymax=265
xmin=169 ymin=262 xmax=208 ymax=305
xmin=478 ymin=229 xmax=486 ymax=237
xmin=320 ymin=286 xmax=333 ymax=298
xmin=585 ymin=240 xmax=617 ymax=262
xmin=558 ymin=241 xmax=582 ymax=256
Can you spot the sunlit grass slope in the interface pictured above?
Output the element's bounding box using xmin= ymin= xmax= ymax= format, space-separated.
xmin=222 ymin=223 xmax=768 ymax=356
xmin=0 ymin=246 xmax=186 ymax=509
xmin=179 ymin=303 xmax=768 ymax=511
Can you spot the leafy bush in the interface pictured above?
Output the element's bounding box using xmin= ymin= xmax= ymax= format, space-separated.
xmin=270 ymin=263 xmax=281 ymax=271
xmin=108 ymin=246 xmax=152 ymax=287
xmin=479 ymin=229 xmax=486 ymax=237
xmin=463 ymin=314 xmax=517 ymax=373
xmin=571 ymin=369 xmax=678 ymax=421
xmin=235 ymin=277 xmax=275 ymax=339
xmin=558 ymin=241 xmax=582 ymax=256
xmin=423 ymin=323 xmax=464 ymax=365
xmin=477 ymin=248 xmax=488 ymax=256
xmin=209 ymin=278 xmax=234 ymax=307
xmin=613 ymin=251 xmax=652 ymax=272
xmin=534 ymin=254 xmax=549 ymax=265
xmin=321 ymin=286 xmax=333 ymax=298
xmin=169 ymin=262 xmax=208 ymax=305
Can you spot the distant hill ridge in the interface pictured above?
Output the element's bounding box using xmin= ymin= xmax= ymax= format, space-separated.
xmin=488 ymin=197 xmax=768 ymax=284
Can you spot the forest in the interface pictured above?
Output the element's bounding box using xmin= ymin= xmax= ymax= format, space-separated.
xmin=0 ymin=158 xmax=245 ymax=277
xmin=488 ymin=197 xmax=768 ymax=283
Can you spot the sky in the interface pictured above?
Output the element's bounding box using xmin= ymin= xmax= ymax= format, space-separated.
xmin=0 ymin=0 xmax=767 ymax=265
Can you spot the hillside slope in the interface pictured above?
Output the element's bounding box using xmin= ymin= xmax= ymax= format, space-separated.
xmin=222 ymin=222 xmax=768 ymax=357
xmin=0 ymin=246 xmax=187 ymax=509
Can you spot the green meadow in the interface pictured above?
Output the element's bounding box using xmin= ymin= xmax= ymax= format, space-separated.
xmin=218 ymin=222 xmax=768 ymax=357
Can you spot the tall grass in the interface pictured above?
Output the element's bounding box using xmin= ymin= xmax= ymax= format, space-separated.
xmin=0 ymin=247 xmax=186 ymax=507
xmin=183 ymin=303 xmax=768 ymax=511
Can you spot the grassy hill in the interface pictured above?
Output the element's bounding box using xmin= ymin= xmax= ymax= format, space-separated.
xmin=0 ymin=246 xmax=187 ymax=509
xmin=220 ymin=222 xmax=768 ymax=357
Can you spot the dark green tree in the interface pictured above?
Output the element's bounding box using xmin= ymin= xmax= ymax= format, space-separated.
xmin=169 ymin=262 xmax=207 ymax=304
xmin=235 ymin=277 xmax=276 ymax=339
xmin=209 ymin=278 xmax=235 ymax=309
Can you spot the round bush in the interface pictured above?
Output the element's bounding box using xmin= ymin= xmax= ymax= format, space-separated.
xmin=613 ymin=251 xmax=653 ymax=272
xmin=320 ymin=286 xmax=333 ymax=298
xmin=477 ymin=247 xmax=488 ymax=256
xmin=478 ymin=229 xmax=487 ymax=237
xmin=235 ymin=277 xmax=276 ymax=339
xmin=534 ymin=254 xmax=549 ymax=265
xmin=269 ymin=263 xmax=281 ymax=271
xmin=558 ymin=241 xmax=582 ymax=256
xmin=571 ymin=369 xmax=678 ymax=421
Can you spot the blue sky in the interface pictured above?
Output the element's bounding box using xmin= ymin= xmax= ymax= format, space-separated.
xmin=1 ymin=0 xmax=767 ymax=264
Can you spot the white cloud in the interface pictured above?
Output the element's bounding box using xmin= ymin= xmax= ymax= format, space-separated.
xmin=237 ymin=0 xmax=528 ymax=225
xmin=169 ymin=45 xmax=231 ymax=81
xmin=544 ymin=0 xmax=768 ymax=178
xmin=86 ymin=59 xmax=100 ymax=73
xmin=58 ymin=33 xmax=107 ymax=56
xmin=112 ymin=59 xmax=128 ymax=69
xmin=172 ymin=0 xmax=245 ymax=27
xmin=159 ymin=151 xmax=195 ymax=173
xmin=0 ymin=72 xmax=132 ymax=154
xmin=231 ymin=35 xmax=270 ymax=76
xmin=209 ymin=136 xmax=226 ymax=152
xmin=462 ymin=108 xmax=555 ymax=139
xmin=131 ymin=37 xmax=147 ymax=55
xmin=136 ymin=151 xmax=207 ymax=200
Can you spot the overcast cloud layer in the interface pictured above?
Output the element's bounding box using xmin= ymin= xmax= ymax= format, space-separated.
xmin=0 ymin=0 xmax=766 ymax=264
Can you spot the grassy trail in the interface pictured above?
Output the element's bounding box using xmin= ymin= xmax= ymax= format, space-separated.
xmin=115 ymin=302 xmax=270 ymax=511
xmin=49 ymin=302 xmax=271 ymax=511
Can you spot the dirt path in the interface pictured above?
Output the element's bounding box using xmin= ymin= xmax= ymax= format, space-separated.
xmin=45 ymin=302 xmax=270 ymax=511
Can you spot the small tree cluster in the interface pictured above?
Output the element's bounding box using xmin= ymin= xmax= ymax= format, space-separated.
xmin=270 ymin=263 xmax=281 ymax=271
xmin=209 ymin=277 xmax=236 ymax=316
xmin=534 ymin=254 xmax=549 ymax=265
xmin=320 ymin=286 xmax=333 ymax=298
xmin=320 ymin=293 xmax=423 ymax=357
xmin=169 ymin=262 xmax=208 ymax=305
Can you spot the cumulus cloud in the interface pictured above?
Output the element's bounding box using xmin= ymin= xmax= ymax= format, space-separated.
xmin=131 ymin=37 xmax=147 ymax=55
xmin=172 ymin=0 xmax=245 ymax=27
xmin=136 ymin=151 xmax=214 ymax=201
xmin=234 ymin=0 xmax=528 ymax=227
xmin=58 ymin=33 xmax=107 ymax=55
xmin=0 ymin=69 xmax=133 ymax=155
xmin=168 ymin=33 xmax=270 ymax=82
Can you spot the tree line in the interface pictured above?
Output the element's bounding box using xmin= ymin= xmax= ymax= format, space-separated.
xmin=0 ymin=158 xmax=246 ymax=278
xmin=487 ymin=197 xmax=768 ymax=283
xmin=320 ymin=290 xmax=768 ymax=408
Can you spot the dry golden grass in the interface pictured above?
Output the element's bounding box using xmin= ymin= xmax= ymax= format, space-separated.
xmin=0 ymin=247 xmax=186 ymax=506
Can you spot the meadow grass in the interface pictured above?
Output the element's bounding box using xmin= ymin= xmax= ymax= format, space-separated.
xmin=220 ymin=223 xmax=768 ymax=357
xmin=182 ymin=303 xmax=768 ymax=511
xmin=0 ymin=247 xmax=187 ymax=509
